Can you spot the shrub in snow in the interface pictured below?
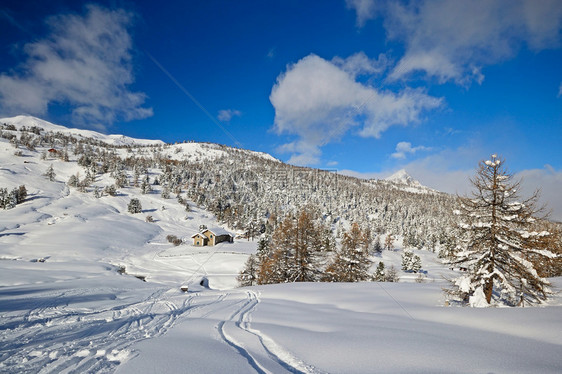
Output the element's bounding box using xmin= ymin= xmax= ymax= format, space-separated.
xmin=127 ymin=198 xmax=142 ymax=214
xmin=384 ymin=234 xmax=394 ymax=251
xmin=447 ymin=154 xmax=555 ymax=307
xmin=104 ymin=184 xmax=117 ymax=196
xmin=166 ymin=235 xmax=182 ymax=246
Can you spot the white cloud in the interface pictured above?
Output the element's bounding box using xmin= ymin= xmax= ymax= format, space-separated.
xmin=558 ymin=82 xmax=562 ymax=97
xmin=0 ymin=5 xmax=152 ymax=129
xmin=351 ymin=0 xmax=562 ymax=85
xmin=345 ymin=0 xmax=379 ymax=27
xmin=270 ymin=54 xmax=442 ymax=165
xmin=217 ymin=109 xmax=242 ymax=122
xmin=391 ymin=141 xmax=431 ymax=159
xmin=332 ymin=52 xmax=389 ymax=78
xmin=517 ymin=166 xmax=562 ymax=222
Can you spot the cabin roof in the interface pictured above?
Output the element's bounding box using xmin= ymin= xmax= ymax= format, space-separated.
xmin=202 ymin=227 xmax=231 ymax=236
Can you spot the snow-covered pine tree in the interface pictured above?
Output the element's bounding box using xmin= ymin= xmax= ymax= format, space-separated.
xmin=324 ymin=223 xmax=372 ymax=282
xmin=448 ymin=154 xmax=555 ymax=307
xmin=372 ymin=236 xmax=383 ymax=254
xmin=237 ymin=254 xmax=259 ymax=287
xmin=127 ymin=198 xmax=142 ymax=214
xmin=44 ymin=164 xmax=56 ymax=181
xmin=401 ymin=250 xmax=422 ymax=273
xmin=374 ymin=261 xmax=385 ymax=281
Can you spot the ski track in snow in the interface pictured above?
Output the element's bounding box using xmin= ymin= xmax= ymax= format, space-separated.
xmin=217 ymin=290 xmax=321 ymax=374
xmin=0 ymin=287 xmax=194 ymax=373
xmin=0 ymin=287 xmax=318 ymax=374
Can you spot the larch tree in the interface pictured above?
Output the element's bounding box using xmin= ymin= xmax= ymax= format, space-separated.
xmin=448 ymin=154 xmax=555 ymax=307
xmin=256 ymin=209 xmax=331 ymax=284
xmin=324 ymin=223 xmax=372 ymax=282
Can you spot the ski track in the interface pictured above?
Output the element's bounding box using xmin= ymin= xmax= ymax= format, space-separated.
xmin=0 ymin=287 xmax=193 ymax=373
xmin=0 ymin=287 xmax=323 ymax=374
xmin=217 ymin=290 xmax=321 ymax=374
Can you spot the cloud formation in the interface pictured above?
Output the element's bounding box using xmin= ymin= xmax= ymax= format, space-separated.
xmin=270 ymin=54 xmax=441 ymax=165
xmin=391 ymin=141 xmax=431 ymax=159
xmin=217 ymin=109 xmax=242 ymax=122
xmin=0 ymin=5 xmax=152 ymax=129
xmin=332 ymin=52 xmax=389 ymax=78
xmin=347 ymin=0 xmax=562 ymax=85
xmin=345 ymin=0 xmax=381 ymax=27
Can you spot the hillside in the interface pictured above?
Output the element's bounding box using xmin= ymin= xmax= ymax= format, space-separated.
xmin=1 ymin=116 xmax=561 ymax=373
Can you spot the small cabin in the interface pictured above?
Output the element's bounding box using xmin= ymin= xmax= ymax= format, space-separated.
xmin=191 ymin=227 xmax=233 ymax=246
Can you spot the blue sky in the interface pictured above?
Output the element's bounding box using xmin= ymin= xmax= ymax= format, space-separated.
xmin=1 ymin=0 xmax=561 ymax=218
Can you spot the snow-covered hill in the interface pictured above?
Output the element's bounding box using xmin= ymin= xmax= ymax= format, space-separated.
xmin=1 ymin=116 xmax=561 ymax=373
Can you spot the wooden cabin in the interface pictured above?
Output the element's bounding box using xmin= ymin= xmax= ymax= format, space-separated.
xmin=191 ymin=227 xmax=233 ymax=246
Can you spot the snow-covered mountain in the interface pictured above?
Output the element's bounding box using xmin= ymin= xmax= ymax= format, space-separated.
xmin=385 ymin=169 xmax=422 ymax=186
xmin=1 ymin=116 xmax=561 ymax=374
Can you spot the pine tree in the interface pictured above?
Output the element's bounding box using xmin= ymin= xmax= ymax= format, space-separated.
xmin=237 ymin=254 xmax=259 ymax=287
xmin=6 ymin=188 xmax=18 ymax=209
xmin=127 ymin=198 xmax=142 ymax=214
xmin=448 ymin=154 xmax=554 ymax=306
xmin=68 ymin=174 xmax=79 ymax=187
xmin=372 ymin=236 xmax=383 ymax=254
xmin=324 ymin=223 xmax=372 ymax=282
xmin=0 ymin=188 xmax=7 ymax=209
xmin=16 ymin=185 xmax=27 ymax=204
xmin=401 ymin=250 xmax=422 ymax=273
xmin=44 ymin=164 xmax=56 ymax=182
xmin=374 ymin=261 xmax=386 ymax=281
xmin=141 ymin=174 xmax=152 ymax=194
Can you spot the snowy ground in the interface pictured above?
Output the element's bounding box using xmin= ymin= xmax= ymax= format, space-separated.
xmin=1 ymin=118 xmax=561 ymax=373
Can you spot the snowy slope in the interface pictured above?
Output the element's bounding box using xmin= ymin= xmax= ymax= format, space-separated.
xmin=1 ymin=116 xmax=561 ymax=373
xmin=2 ymin=115 xmax=165 ymax=147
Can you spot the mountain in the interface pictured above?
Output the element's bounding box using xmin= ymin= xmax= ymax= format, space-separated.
xmin=385 ymin=169 xmax=422 ymax=186
xmin=1 ymin=115 xmax=560 ymax=373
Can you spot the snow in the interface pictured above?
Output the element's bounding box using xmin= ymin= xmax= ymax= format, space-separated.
xmin=1 ymin=116 xmax=561 ymax=373
xmin=1 ymin=115 xmax=164 ymax=147
xmin=385 ymin=169 xmax=422 ymax=187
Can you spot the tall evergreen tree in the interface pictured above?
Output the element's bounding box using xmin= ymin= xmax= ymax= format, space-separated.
xmin=448 ymin=155 xmax=554 ymax=306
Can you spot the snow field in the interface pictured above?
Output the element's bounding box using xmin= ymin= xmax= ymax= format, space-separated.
xmin=1 ymin=117 xmax=561 ymax=373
